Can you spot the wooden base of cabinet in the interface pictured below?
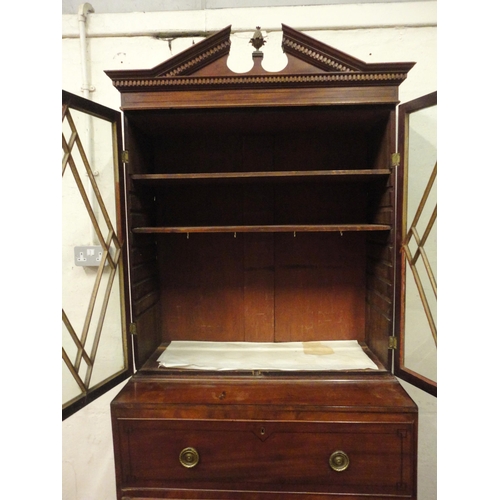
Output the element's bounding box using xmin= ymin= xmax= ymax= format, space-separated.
xmin=112 ymin=373 xmax=417 ymax=500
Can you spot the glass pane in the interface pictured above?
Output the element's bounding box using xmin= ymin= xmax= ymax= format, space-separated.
xmin=62 ymin=101 xmax=128 ymax=411
xmin=403 ymin=260 xmax=437 ymax=381
xmin=402 ymin=102 xmax=437 ymax=384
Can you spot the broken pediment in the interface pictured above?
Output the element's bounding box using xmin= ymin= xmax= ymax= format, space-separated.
xmin=106 ymin=24 xmax=415 ymax=97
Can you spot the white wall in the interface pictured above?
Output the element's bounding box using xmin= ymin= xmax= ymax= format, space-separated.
xmin=62 ymin=3 xmax=437 ymax=499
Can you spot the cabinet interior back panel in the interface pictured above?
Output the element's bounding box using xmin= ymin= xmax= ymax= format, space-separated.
xmin=126 ymin=104 xmax=394 ymax=349
xmin=127 ymin=105 xmax=394 ymax=173
xmin=157 ymin=232 xmax=366 ymax=343
xmin=155 ymin=182 xmax=371 ymax=227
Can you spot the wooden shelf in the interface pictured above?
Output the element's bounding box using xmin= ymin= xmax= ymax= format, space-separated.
xmin=132 ymin=224 xmax=391 ymax=234
xmin=130 ymin=169 xmax=391 ymax=184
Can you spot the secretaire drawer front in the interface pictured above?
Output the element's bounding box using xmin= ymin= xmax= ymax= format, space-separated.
xmin=116 ymin=418 xmax=415 ymax=496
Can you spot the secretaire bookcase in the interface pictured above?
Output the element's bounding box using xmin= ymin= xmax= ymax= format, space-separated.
xmin=63 ymin=23 xmax=437 ymax=499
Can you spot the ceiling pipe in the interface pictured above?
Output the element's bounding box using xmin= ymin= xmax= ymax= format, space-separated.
xmin=78 ymin=3 xmax=95 ymax=98
xmin=78 ymin=3 xmax=99 ymax=244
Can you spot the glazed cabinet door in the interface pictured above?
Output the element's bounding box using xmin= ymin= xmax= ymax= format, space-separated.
xmin=395 ymin=91 xmax=437 ymax=396
xmin=62 ymin=90 xmax=132 ymax=419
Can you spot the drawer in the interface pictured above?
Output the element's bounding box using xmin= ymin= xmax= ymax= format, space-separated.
xmin=115 ymin=418 xmax=415 ymax=497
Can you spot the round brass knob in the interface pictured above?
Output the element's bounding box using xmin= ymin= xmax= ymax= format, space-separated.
xmin=179 ymin=447 xmax=199 ymax=468
xmin=329 ymin=450 xmax=349 ymax=472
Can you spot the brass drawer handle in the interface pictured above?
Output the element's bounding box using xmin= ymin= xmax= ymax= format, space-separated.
xmin=329 ymin=450 xmax=349 ymax=472
xmin=179 ymin=447 xmax=199 ymax=468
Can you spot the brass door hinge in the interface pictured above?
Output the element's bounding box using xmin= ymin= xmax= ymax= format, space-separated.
xmin=121 ymin=150 xmax=129 ymax=163
xmin=129 ymin=322 xmax=137 ymax=336
xmin=391 ymin=152 xmax=400 ymax=167
xmin=388 ymin=336 xmax=398 ymax=350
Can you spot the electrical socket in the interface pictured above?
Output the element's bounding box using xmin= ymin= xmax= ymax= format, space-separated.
xmin=74 ymin=246 xmax=111 ymax=267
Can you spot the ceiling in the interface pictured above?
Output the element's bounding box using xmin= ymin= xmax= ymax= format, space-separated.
xmin=62 ymin=0 xmax=426 ymax=15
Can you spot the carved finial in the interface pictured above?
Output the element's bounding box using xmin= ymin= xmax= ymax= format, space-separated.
xmin=249 ymin=26 xmax=266 ymax=52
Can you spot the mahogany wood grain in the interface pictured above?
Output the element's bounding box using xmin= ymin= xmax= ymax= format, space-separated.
xmin=243 ymin=233 xmax=275 ymax=342
xmin=274 ymin=232 xmax=366 ymax=342
xmin=112 ymin=374 xmax=417 ymax=499
xmin=133 ymin=224 xmax=391 ymax=233
xmin=119 ymin=87 xmax=401 ymax=110
xmin=130 ymin=169 xmax=391 ymax=182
